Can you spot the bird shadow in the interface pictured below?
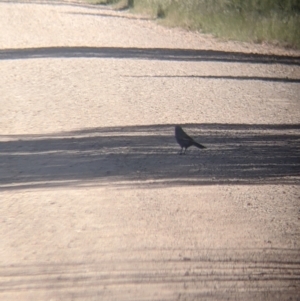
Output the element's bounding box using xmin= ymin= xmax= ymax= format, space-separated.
xmin=0 ymin=123 xmax=299 ymax=190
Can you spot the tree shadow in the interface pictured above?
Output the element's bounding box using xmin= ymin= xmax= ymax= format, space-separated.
xmin=1 ymin=124 xmax=299 ymax=190
xmin=1 ymin=46 xmax=300 ymax=66
xmin=0 ymin=0 xmax=112 ymax=10
xmin=65 ymin=11 xmax=152 ymax=20
xmin=124 ymin=74 xmax=300 ymax=84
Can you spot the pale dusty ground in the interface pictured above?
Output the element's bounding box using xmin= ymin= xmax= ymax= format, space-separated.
xmin=0 ymin=1 xmax=300 ymax=300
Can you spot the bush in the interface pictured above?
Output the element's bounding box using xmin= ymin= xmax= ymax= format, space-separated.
xmin=86 ymin=0 xmax=300 ymax=48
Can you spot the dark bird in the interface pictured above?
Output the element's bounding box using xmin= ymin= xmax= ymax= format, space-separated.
xmin=175 ymin=125 xmax=206 ymax=155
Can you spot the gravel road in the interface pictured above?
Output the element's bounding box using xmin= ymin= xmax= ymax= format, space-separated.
xmin=0 ymin=1 xmax=300 ymax=300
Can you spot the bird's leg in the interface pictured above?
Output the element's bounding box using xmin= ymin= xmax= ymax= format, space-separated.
xmin=183 ymin=147 xmax=187 ymax=155
xmin=179 ymin=147 xmax=183 ymax=155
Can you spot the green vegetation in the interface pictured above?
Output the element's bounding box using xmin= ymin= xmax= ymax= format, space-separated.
xmin=85 ymin=0 xmax=300 ymax=49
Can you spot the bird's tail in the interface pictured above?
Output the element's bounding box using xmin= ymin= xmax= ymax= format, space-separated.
xmin=193 ymin=141 xmax=206 ymax=149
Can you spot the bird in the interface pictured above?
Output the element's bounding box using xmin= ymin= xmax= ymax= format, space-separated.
xmin=175 ymin=125 xmax=206 ymax=155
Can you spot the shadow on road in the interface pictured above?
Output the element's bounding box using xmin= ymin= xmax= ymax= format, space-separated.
xmin=1 ymin=124 xmax=299 ymax=190
xmin=65 ymin=10 xmax=152 ymax=20
xmin=0 ymin=0 xmax=111 ymax=10
xmin=124 ymin=74 xmax=300 ymax=84
xmin=1 ymin=46 xmax=300 ymax=66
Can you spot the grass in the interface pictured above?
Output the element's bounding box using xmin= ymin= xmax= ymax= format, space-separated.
xmin=83 ymin=0 xmax=300 ymax=49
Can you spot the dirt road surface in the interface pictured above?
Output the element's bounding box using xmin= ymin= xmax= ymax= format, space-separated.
xmin=1 ymin=1 xmax=300 ymax=300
